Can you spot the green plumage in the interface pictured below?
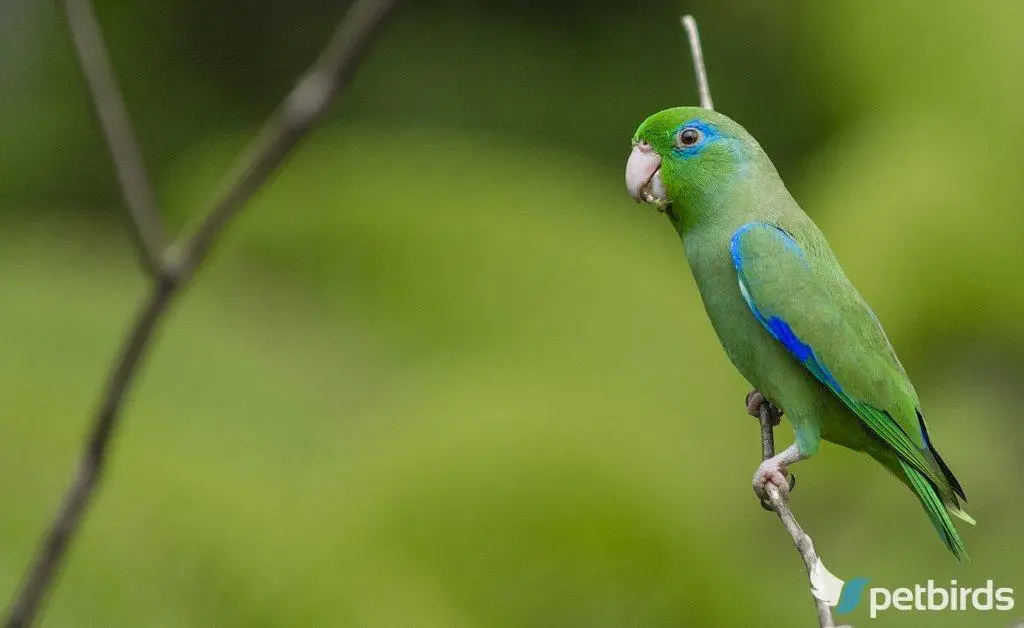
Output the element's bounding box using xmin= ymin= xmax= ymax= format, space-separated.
xmin=629 ymin=107 xmax=972 ymax=560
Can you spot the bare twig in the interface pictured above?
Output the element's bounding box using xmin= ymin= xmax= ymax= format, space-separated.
xmin=3 ymin=281 xmax=174 ymax=628
xmin=757 ymin=403 xmax=840 ymax=628
xmin=170 ymin=0 xmax=399 ymax=282
xmin=58 ymin=0 xmax=166 ymax=278
xmin=680 ymin=15 xmax=714 ymax=110
xmin=4 ymin=1 xmax=399 ymax=626
xmin=758 ymin=401 xmax=777 ymax=462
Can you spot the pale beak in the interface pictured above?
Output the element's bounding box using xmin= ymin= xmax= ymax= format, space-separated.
xmin=625 ymin=142 xmax=667 ymax=205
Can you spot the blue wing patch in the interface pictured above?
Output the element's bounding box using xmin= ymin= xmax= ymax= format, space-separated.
xmin=729 ymin=222 xmax=970 ymax=507
xmin=730 ymin=222 xmax=843 ymax=393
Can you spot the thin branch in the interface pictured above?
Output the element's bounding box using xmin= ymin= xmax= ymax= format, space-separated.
xmin=3 ymin=1 xmax=399 ymax=626
xmin=757 ymin=403 xmax=840 ymax=628
xmin=171 ymin=0 xmax=398 ymax=283
xmin=59 ymin=0 xmax=166 ymax=278
xmin=680 ymin=15 xmax=714 ymax=110
xmin=3 ymin=280 xmax=174 ymax=628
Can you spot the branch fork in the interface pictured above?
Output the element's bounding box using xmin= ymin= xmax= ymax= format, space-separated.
xmin=3 ymin=1 xmax=399 ymax=626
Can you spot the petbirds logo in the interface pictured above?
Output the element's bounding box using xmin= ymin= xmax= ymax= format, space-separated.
xmin=810 ymin=559 xmax=870 ymax=614
xmin=809 ymin=560 xmax=1016 ymax=619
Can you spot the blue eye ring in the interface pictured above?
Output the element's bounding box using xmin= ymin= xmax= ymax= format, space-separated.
xmin=675 ymin=127 xmax=703 ymax=149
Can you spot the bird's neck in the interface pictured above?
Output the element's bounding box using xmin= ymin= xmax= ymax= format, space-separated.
xmin=670 ymin=155 xmax=787 ymax=239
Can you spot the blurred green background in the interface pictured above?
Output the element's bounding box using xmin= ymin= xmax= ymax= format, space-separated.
xmin=2 ymin=0 xmax=1023 ymax=626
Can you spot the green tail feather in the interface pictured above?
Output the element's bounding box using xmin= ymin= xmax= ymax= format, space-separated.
xmin=900 ymin=460 xmax=969 ymax=562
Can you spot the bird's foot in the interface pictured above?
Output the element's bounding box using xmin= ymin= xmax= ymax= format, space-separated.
xmin=746 ymin=389 xmax=783 ymax=425
xmin=753 ymin=457 xmax=797 ymax=507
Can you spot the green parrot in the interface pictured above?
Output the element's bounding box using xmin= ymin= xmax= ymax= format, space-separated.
xmin=626 ymin=106 xmax=974 ymax=560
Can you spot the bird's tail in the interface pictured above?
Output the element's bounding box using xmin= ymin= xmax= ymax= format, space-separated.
xmin=899 ymin=460 xmax=972 ymax=562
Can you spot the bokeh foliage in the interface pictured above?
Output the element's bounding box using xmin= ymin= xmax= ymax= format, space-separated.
xmin=1 ymin=0 xmax=1022 ymax=626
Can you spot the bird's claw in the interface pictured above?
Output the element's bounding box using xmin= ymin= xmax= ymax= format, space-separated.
xmin=753 ymin=459 xmax=796 ymax=507
xmin=758 ymin=472 xmax=797 ymax=509
xmin=745 ymin=389 xmax=783 ymax=425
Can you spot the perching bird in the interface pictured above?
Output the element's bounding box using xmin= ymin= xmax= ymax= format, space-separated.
xmin=625 ymin=106 xmax=973 ymax=560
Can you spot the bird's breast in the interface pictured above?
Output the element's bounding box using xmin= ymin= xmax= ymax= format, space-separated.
xmin=681 ymin=228 xmax=791 ymax=397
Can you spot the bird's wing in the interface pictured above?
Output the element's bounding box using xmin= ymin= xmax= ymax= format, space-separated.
xmin=729 ymin=221 xmax=956 ymax=497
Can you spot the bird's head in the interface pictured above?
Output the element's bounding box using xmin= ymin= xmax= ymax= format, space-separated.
xmin=626 ymin=107 xmax=765 ymax=221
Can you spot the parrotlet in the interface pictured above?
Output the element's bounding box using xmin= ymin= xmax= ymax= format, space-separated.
xmin=626 ymin=107 xmax=973 ymax=560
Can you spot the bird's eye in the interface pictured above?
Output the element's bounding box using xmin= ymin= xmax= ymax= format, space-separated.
xmin=675 ymin=127 xmax=703 ymax=148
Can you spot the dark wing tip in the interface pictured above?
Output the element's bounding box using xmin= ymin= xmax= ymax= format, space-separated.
xmin=918 ymin=409 xmax=968 ymax=502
